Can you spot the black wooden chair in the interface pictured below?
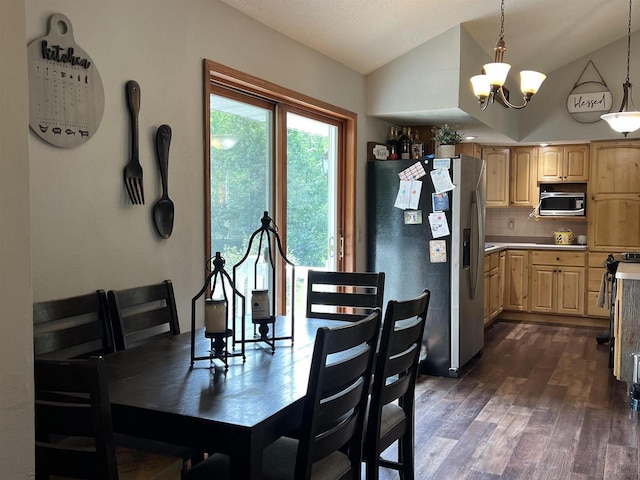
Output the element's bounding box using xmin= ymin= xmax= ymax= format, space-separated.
xmin=185 ymin=309 xmax=382 ymax=480
xmin=33 ymin=290 xmax=115 ymax=359
xmin=107 ymin=279 xmax=180 ymax=351
xmin=364 ymin=289 xmax=430 ymax=480
xmin=107 ymin=279 xmax=203 ymax=473
xmin=34 ymin=357 xmax=183 ymax=480
xmin=306 ymin=270 xmax=385 ymax=322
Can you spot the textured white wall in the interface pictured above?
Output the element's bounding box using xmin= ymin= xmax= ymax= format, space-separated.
xmin=1 ymin=0 xmax=33 ymax=477
xmin=25 ymin=0 xmax=368 ymax=328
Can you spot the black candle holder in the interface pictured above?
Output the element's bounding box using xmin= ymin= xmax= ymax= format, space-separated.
xmin=232 ymin=211 xmax=296 ymax=353
xmin=190 ymin=252 xmax=245 ymax=369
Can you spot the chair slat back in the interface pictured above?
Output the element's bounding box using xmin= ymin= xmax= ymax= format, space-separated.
xmin=306 ymin=270 xmax=385 ymax=322
xmin=365 ymin=289 xmax=430 ymax=477
xmin=107 ymin=280 xmax=180 ymax=351
xmin=295 ymin=309 xmax=381 ymax=479
xmin=33 ymin=290 xmax=114 ymax=359
xmin=34 ymin=357 xmax=118 ymax=480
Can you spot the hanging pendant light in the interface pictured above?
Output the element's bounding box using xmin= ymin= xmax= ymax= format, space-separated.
xmin=601 ymin=0 xmax=640 ymax=136
xmin=470 ymin=0 xmax=546 ymax=110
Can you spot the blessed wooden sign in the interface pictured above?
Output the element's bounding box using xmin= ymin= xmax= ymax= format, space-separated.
xmin=566 ymin=91 xmax=612 ymax=113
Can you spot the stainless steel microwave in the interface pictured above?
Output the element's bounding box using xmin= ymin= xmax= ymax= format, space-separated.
xmin=539 ymin=191 xmax=585 ymax=216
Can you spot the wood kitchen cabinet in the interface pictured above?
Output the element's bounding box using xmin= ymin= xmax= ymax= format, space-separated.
xmin=510 ymin=147 xmax=538 ymax=207
xmin=504 ymin=250 xmax=529 ymax=311
xmin=588 ymin=141 xmax=640 ymax=252
xmin=456 ymin=142 xmax=482 ymax=159
xmin=538 ymin=144 xmax=589 ymax=183
xmin=484 ymin=251 xmax=505 ymax=326
xmin=530 ymin=250 xmax=585 ymax=315
xmin=482 ymin=147 xmax=510 ymax=207
xmin=586 ymin=251 xmax=613 ymax=318
xmin=483 ymin=146 xmax=538 ymax=208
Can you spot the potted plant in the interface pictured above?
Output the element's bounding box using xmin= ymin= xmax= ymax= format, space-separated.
xmin=432 ymin=124 xmax=463 ymax=157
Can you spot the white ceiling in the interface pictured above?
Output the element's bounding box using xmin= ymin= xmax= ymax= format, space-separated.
xmin=218 ymin=0 xmax=639 ymax=143
xmin=219 ymin=0 xmax=636 ymax=75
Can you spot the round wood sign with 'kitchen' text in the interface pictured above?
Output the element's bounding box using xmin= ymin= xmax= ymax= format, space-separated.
xmin=27 ymin=13 xmax=104 ymax=148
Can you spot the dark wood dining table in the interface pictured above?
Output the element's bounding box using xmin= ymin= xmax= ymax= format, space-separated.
xmin=103 ymin=317 xmax=344 ymax=479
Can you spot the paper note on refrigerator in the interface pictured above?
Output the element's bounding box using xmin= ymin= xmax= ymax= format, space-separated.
xmin=429 ymin=240 xmax=447 ymax=263
xmin=394 ymin=180 xmax=422 ymax=210
xmin=398 ymin=161 xmax=426 ymax=180
xmin=430 ymin=168 xmax=455 ymax=194
xmin=428 ymin=211 xmax=450 ymax=238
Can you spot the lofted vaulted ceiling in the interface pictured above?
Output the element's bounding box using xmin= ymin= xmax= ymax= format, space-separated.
xmin=219 ymin=0 xmax=640 ymax=143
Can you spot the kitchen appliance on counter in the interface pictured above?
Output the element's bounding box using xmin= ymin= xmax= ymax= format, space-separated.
xmin=539 ymin=191 xmax=585 ymax=216
xmin=367 ymin=155 xmax=486 ymax=377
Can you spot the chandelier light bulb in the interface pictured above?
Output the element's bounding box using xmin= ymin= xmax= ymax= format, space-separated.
xmin=520 ymin=71 xmax=546 ymax=96
xmin=483 ymin=62 xmax=511 ymax=88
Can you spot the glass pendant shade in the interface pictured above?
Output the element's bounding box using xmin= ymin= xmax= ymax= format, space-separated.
xmin=483 ymin=62 xmax=511 ymax=87
xmin=470 ymin=74 xmax=491 ymax=98
xmin=600 ymin=111 xmax=640 ymax=135
xmin=601 ymin=0 xmax=640 ymax=136
xmin=520 ymin=71 xmax=546 ymax=95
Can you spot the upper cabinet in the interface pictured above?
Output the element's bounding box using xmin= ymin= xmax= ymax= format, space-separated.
xmin=588 ymin=141 xmax=640 ymax=251
xmin=482 ymin=146 xmax=537 ymax=208
xmin=482 ymin=147 xmax=510 ymax=207
xmin=538 ymin=145 xmax=589 ymax=183
xmin=510 ymin=147 xmax=538 ymax=208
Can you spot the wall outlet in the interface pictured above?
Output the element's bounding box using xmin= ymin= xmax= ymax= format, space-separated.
xmin=508 ymin=218 xmax=515 ymax=230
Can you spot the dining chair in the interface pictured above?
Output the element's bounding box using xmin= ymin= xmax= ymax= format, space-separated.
xmin=34 ymin=357 xmax=183 ymax=480
xmin=306 ymin=270 xmax=385 ymax=322
xmin=107 ymin=279 xmax=202 ymax=473
xmin=107 ymin=279 xmax=180 ymax=351
xmin=364 ymin=289 xmax=430 ymax=480
xmin=185 ymin=309 xmax=382 ymax=480
xmin=33 ymin=290 xmax=115 ymax=360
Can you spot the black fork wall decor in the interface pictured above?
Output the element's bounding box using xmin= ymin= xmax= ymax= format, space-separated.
xmin=124 ymin=80 xmax=144 ymax=205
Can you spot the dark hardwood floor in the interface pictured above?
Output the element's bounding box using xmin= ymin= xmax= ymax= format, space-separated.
xmin=377 ymin=321 xmax=640 ymax=480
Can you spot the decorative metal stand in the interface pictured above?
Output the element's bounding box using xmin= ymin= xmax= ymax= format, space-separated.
xmin=190 ymin=252 xmax=245 ymax=369
xmin=232 ymin=211 xmax=296 ymax=353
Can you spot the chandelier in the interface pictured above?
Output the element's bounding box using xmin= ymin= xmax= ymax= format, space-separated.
xmin=470 ymin=0 xmax=546 ymax=110
xmin=601 ymin=0 xmax=640 ymax=136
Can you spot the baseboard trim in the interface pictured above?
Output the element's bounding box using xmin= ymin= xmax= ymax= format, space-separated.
xmin=496 ymin=311 xmax=609 ymax=329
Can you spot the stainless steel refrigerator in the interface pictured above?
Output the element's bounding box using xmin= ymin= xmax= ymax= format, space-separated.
xmin=367 ymin=155 xmax=486 ymax=377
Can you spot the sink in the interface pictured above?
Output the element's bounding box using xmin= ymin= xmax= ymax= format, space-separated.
xmin=485 ymin=244 xmax=495 ymax=248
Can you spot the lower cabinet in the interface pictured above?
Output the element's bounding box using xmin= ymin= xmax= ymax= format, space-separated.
xmin=530 ymin=251 xmax=585 ymax=315
xmin=484 ymin=251 xmax=505 ymax=325
xmin=504 ymin=250 xmax=529 ymax=311
xmin=587 ymin=251 xmax=613 ymax=317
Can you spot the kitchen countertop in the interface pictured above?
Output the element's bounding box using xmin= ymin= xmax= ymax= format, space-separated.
xmin=484 ymin=242 xmax=588 ymax=254
xmin=615 ymin=263 xmax=640 ymax=280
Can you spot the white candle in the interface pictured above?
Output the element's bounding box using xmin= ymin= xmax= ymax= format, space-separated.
xmin=251 ymin=289 xmax=270 ymax=319
xmin=205 ymin=299 xmax=227 ymax=333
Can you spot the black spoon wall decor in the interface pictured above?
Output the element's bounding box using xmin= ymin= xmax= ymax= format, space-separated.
xmin=153 ymin=124 xmax=174 ymax=239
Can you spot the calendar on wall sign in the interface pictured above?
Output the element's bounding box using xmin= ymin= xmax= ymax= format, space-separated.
xmin=27 ymin=13 xmax=105 ymax=148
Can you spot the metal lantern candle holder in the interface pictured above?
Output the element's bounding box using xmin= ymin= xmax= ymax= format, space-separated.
xmin=232 ymin=211 xmax=296 ymax=353
xmin=190 ymin=251 xmax=246 ymax=369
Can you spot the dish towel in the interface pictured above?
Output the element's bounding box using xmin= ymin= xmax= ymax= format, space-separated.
xmin=596 ymin=272 xmax=608 ymax=308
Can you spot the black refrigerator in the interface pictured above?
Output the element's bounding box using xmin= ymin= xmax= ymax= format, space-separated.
xmin=367 ymin=155 xmax=486 ymax=377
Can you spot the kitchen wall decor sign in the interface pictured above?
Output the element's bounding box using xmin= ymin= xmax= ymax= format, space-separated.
xmin=27 ymin=13 xmax=105 ymax=148
xmin=566 ymin=60 xmax=612 ymax=124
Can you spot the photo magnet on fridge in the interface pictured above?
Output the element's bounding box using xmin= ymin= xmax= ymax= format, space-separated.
xmin=432 ymin=192 xmax=449 ymax=211
xmin=429 ymin=240 xmax=447 ymax=263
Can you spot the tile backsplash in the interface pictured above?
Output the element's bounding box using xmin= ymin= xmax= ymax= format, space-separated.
xmin=486 ymin=208 xmax=587 ymax=241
